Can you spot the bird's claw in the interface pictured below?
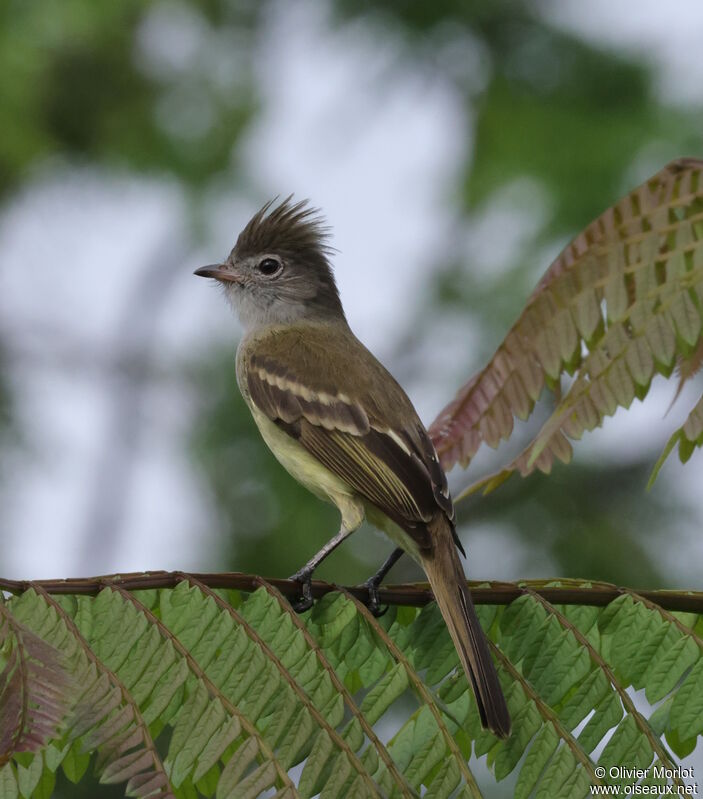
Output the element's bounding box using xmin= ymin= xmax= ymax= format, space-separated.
xmin=364 ymin=579 xmax=389 ymax=618
xmin=290 ymin=569 xmax=314 ymax=613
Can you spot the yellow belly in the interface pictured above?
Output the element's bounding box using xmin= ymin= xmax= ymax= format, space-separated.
xmin=249 ymin=404 xmax=366 ymax=532
xmin=364 ymin=503 xmax=423 ymax=563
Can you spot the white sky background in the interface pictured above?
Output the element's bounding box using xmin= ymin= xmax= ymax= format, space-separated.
xmin=0 ymin=0 xmax=702 ymax=589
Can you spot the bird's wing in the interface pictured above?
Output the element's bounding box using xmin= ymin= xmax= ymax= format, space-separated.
xmin=245 ymin=347 xmax=453 ymax=550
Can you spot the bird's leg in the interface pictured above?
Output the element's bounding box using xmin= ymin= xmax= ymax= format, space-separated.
xmin=289 ymin=524 xmax=354 ymax=612
xmin=363 ymin=547 xmax=404 ymax=617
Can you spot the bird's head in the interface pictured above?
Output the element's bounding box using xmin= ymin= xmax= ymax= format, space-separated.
xmin=195 ymin=197 xmax=345 ymax=330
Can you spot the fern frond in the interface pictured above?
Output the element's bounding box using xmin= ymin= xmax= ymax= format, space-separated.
xmin=0 ymin=603 xmax=74 ymax=765
xmin=4 ymin=586 xmax=176 ymax=799
xmin=2 ymin=574 xmax=702 ymax=796
xmin=116 ymin=583 xmax=297 ymax=796
xmin=251 ymin=578 xmax=412 ymax=795
xmin=648 ymin=391 xmax=703 ymax=487
xmin=527 ymin=591 xmax=684 ymax=790
xmin=177 ymin=576 xmax=391 ymax=798
xmin=338 ymin=590 xmax=483 ymax=799
xmin=430 ymin=158 xmax=703 ymax=486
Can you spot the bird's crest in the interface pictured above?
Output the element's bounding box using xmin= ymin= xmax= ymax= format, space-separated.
xmin=234 ymin=197 xmax=333 ymax=262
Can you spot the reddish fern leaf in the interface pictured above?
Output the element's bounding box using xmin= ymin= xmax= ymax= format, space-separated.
xmin=0 ymin=607 xmax=75 ymax=764
xmin=431 ymin=158 xmax=703 ymax=483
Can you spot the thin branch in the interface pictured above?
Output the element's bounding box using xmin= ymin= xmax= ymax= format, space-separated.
xmin=2 ymin=573 xmax=703 ymax=613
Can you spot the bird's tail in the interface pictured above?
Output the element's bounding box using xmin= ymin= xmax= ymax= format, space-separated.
xmin=421 ymin=519 xmax=511 ymax=738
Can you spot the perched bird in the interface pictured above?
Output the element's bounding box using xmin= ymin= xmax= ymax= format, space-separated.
xmin=194 ymin=198 xmax=511 ymax=737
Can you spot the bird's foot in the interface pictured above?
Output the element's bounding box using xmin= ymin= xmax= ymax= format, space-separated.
xmin=363 ymin=577 xmax=388 ymax=618
xmin=289 ymin=568 xmax=314 ymax=613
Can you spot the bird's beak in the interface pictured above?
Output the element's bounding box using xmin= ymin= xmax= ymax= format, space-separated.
xmin=193 ymin=264 xmax=243 ymax=283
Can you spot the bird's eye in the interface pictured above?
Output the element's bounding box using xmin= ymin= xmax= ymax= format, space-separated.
xmin=257 ymin=257 xmax=282 ymax=276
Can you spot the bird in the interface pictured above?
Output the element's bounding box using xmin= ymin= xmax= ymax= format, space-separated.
xmin=194 ymin=197 xmax=511 ymax=738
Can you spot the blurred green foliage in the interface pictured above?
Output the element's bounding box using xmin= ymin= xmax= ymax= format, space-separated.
xmin=336 ymin=1 xmax=701 ymax=345
xmin=2 ymin=0 xmax=700 ymax=584
xmin=464 ymin=461 xmax=688 ymax=586
xmin=0 ymin=0 xmax=258 ymax=191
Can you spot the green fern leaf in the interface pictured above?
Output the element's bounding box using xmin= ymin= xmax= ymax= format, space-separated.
xmin=422 ymin=757 xmax=461 ymax=799
xmin=297 ymin=730 xmax=334 ymax=798
xmin=168 ymin=687 xmax=225 ymax=787
xmin=216 ymin=738 xmax=260 ymax=798
xmin=16 ymin=752 xmax=44 ymax=798
xmin=649 ymin=392 xmax=703 ymax=484
xmin=0 ymin=763 xmax=18 ymax=799
xmin=513 ymin=722 xmax=559 ymax=799
xmin=60 ymin=741 xmax=91 ymax=784
xmin=318 ymin=751 xmax=353 ymax=799
xmin=359 ymin=663 xmax=409 ymax=725
xmin=230 ymin=761 xmax=278 ymax=799
xmin=665 ymin=727 xmax=698 ymax=759
xmin=556 ymin=667 xmax=609 ymax=729
xmin=2 ymin=575 xmax=703 ymax=797
xmin=491 ymin=700 xmax=541 ymax=780
xmin=534 ymin=745 xmax=580 ymax=798
xmin=577 ymin=691 xmax=623 ymax=752
xmin=669 ymin=656 xmax=703 ymax=739
xmin=192 ymin=717 xmax=241 ymax=784
xmin=554 ymin=762 xmax=591 ymax=799
xmin=598 ymin=716 xmax=653 ymax=783
xmin=643 ymin=632 xmax=699 ymax=703
xmin=404 ymin=728 xmax=446 ymax=790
